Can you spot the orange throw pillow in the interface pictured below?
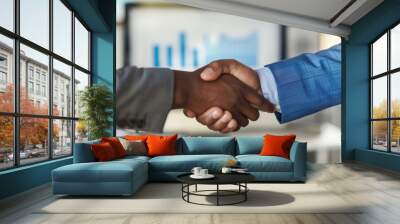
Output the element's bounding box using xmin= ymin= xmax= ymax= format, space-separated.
xmin=260 ymin=134 xmax=296 ymax=159
xmin=91 ymin=142 xmax=117 ymax=161
xmin=146 ymin=135 xmax=177 ymax=157
xmin=101 ymin=137 xmax=126 ymax=158
xmin=125 ymin=135 xmax=148 ymax=141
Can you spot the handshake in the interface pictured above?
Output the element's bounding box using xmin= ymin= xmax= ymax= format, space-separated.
xmin=173 ymin=59 xmax=275 ymax=133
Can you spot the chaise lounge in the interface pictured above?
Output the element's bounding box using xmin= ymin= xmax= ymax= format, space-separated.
xmin=52 ymin=136 xmax=307 ymax=196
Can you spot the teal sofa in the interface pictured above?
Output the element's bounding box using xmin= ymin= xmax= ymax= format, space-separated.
xmin=52 ymin=136 xmax=307 ymax=196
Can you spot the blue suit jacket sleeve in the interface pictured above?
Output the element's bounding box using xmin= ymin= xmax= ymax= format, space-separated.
xmin=267 ymin=44 xmax=341 ymax=123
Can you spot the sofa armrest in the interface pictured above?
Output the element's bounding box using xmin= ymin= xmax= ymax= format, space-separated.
xmin=73 ymin=140 xmax=100 ymax=163
xmin=289 ymin=141 xmax=307 ymax=181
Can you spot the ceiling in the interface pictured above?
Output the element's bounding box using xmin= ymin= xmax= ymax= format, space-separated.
xmin=166 ymin=0 xmax=384 ymax=37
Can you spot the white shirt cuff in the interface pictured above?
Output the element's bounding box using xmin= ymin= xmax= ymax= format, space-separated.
xmin=256 ymin=67 xmax=280 ymax=112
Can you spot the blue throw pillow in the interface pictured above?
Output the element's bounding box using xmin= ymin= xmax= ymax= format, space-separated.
xmin=236 ymin=136 xmax=263 ymax=155
xmin=180 ymin=137 xmax=235 ymax=155
xmin=73 ymin=139 xmax=100 ymax=163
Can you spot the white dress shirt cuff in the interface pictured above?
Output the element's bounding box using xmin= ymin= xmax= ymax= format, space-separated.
xmin=256 ymin=67 xmax=280 ymax=112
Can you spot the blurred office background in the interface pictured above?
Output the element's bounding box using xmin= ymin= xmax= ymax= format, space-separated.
xmin=116 ymin=0 xmax=341 ymax=163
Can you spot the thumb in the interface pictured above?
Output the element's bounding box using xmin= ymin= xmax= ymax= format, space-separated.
xmin=200 ymin=62 xmax=222 ymax=81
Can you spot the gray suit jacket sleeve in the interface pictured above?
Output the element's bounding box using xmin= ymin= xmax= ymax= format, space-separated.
xmin=116 ymin=66 xmax=174 ymax=133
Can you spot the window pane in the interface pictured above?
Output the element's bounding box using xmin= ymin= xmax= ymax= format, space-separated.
xmin=372 ymin=121 xmax=388 ymax=151
xmin=74 ymin=69 xmax=89 ymax=118
xmin=20 ymin=117 xmax=49 ymax=165
xmin=391 ymin=72 xmax=400 ymax=118
xmin=0 ymin=0 xmax=14 ymax=31
xmin=53 ymin=59 xmax=72 ymax=117
xmin=0 ymin=116 xmax=14 ymax=170
xmin=0 ymin=34 xmax=14 ymax=112
xmin=391 ymin=24 xmax=400 ymax=70
xmin=372 ymin=33 xmax=387 ymax=76
xmin=372 ymin=77 xmax=387 ymax=119
xmin=53 ymin=119 xmax=72 ymax=157
xmin=20 ymin=44 xmax=49 ymax=115
xmin=75 ymin=120 xmax=88 ymax=143
xmin=75 ymin=18 xmax=89 ymax=69
xmin=391 ymin=120 xmax=400 ymax=153
xmin=53 ymin=0 xmax=72 ymax=60
xmin=20 ymin=0 xmax=49 ymax=48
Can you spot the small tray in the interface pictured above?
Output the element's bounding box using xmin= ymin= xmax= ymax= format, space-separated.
xmin=190 ymin=174 xmax=215 ymax=179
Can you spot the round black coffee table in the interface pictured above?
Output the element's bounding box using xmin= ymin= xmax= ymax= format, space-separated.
xmin=177 ymin=173 xmax=255 ymax=206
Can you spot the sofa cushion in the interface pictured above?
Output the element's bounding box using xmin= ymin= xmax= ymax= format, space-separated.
xmin=236 ymin=136 xmax=263 ymax=155
xmin=260 ymin=134 xmax=296 ymax=159
xmin=149 ymin=154 xmax=235 ymax=172
xmin=53 ymin=157 xmax=148 ymax=183
xmin=179 ymin=137 xmax=235 ymax=155
xmin=73 ymin=140 xmax=100 ymax=163
xmin=236 ymin=155 xmax=293 ymax=172
xmin=101 ymin=137 xmax=127 ymax=158
xmin=91 ymin=142 xmax=118 ymax=161
xmin=147 ymin=135 xmax=177 ymax=157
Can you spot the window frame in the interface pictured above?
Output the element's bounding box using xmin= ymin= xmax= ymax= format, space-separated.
xmin=370 ymin=21 xmax=400 ymax=154
xmin=0 ymin=0 xmax=92 ymax=171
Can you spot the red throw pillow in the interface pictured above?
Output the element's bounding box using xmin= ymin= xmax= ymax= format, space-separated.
xmin=146 ymin=135 xmax=177 ymax=157
xmin=91 ymin=142 xmax=117 ymax=161
xmin=260 ymin=134 xmax=296 ymax=159
xmin=101 ymin=137 xmax=126 ymax=158
xmin=125 ymin=135 xmax=148 ymax=141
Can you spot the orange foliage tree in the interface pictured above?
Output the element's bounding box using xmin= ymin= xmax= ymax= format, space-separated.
xmin=0 ymin=84 xmax=59 ymax=151
xmin=372 ymin=99 xmax=400 ymax=142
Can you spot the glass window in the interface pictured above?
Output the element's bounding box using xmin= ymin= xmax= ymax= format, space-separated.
xmin=0 ymin=35 xmax=13 ymax=113
xmin=74 ymin=18 xmax=89 ymax=70
xmin=372 ymin=121 xmax=388 ymax=151
xmin=53 ymin=59 xmax=72 ymax=117
xmin=391 ymin=72 xmax=400 ymax=118
xmin=372 ymin=33 xmax=387 ymax=76
xmin=74 ymin=69 xmax=89 ymax=118
xmin=391 ymin=24 xmax=400 ymax=70
xmin=53 ymin=0 xmax=72 ymax=60
xmin=20 ymin=44 xmax=49 ymax=115
xmin=371 ymin=25 xmax=400 ymax=154
xmin=391 ymin=120 xmax=400 ymax=153
xmin=53 ymin=119 xmax=72 ymax=158
xmin=75 ymin=120 xmax=88 ymax=143
xmin=0 ymin=0 xmax=91 ymax=170
xmin=0 ymin=0 xmax=14 ymax=31
xmin=0 ymin=116 xmax=14 ymax=169
xmin=19 ymin=117 xmax=49 ymax=165
xmin=20 ymin=0 xmax=49 ymax=49
xmin=372 ymin=77 xmax=387 ymax=119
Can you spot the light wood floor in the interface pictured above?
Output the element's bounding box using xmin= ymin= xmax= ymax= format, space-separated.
xmin=1 ymin=162 xmax=400 ymax=224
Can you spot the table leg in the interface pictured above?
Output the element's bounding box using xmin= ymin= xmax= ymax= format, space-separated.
xmin=187 ymin=184 xmax=190 ymax=202
xmin=217 ymin=184 xmax=219 ymax=206
xmin=245 ymin=183 xmax=247 ymax=201
xmin=195 ymin=184 xmax=198 ymax=192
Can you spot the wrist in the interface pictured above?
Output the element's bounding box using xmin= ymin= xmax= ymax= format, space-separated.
xmin=173 ymin=70 xmax=191 ymax=109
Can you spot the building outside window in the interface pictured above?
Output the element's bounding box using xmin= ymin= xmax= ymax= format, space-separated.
xmin=0 ymin=0 xmax=91 ymax=170
xmin=41 ymin=85 xmax=46 ymax=97
xmin=0 ymin=54 xmax=7 ymax=89
xmin=28 ymin=66 xmax=34 ymax=80
xmin=35 ymin=83 xmax=40 ymax=95
xmin=28 ymin=81 xmax=34 ymax=94
xmin=371 ymin=23 xmax=400 ymax=153
xmin=0 ymin=71 xmax=6 ymax=84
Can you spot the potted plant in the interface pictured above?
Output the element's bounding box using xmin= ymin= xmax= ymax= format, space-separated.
xmin=79 ymin=84 xmax=113 ymax=140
